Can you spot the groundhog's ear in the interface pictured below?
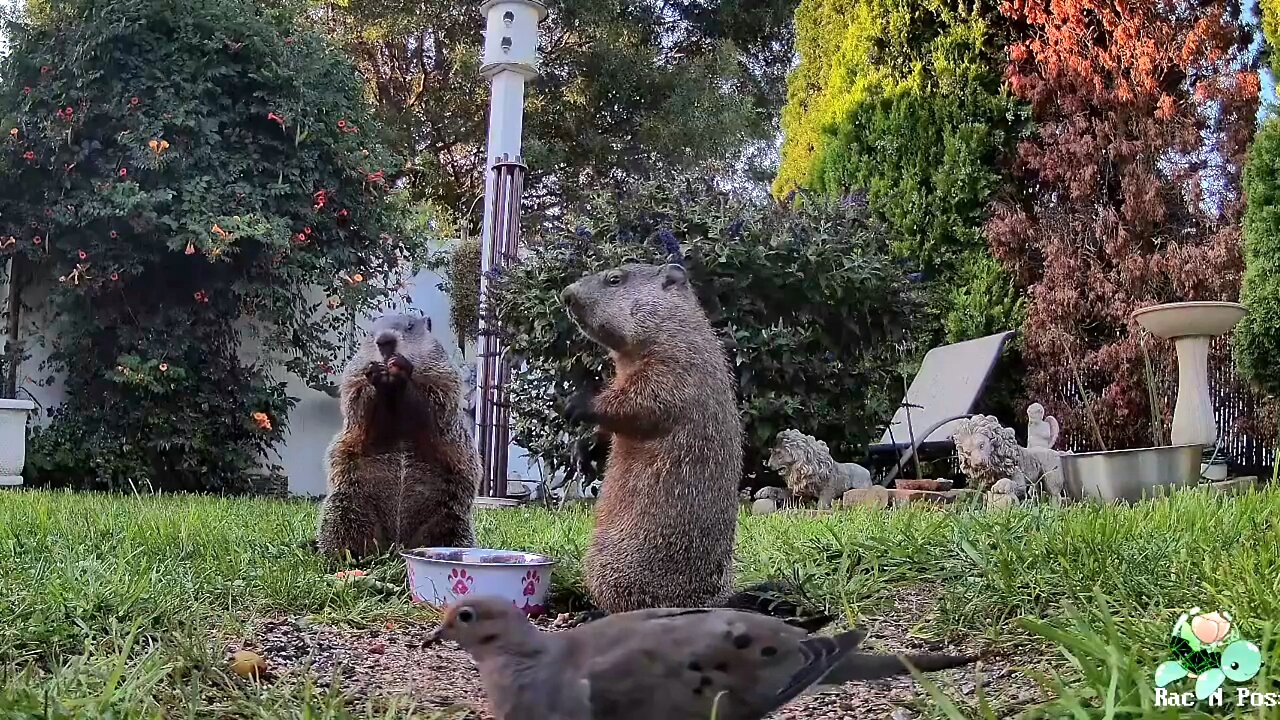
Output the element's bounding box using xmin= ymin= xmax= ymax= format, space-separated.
xmin=660 ymin=263 xmax=688 ymax=290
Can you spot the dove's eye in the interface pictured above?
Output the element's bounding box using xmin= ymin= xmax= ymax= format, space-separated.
xmin=456 ymin=607 xmax=476 ymax=624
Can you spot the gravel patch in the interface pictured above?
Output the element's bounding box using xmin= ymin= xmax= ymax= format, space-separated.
xmin=770 ymin=587 xmax=1051 ymax=719
xmin=227 ymin=589 xmax=1052 ymax=719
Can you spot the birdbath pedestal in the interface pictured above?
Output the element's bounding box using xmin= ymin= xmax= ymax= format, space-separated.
xmin=1130 ymin=301 xmax=1247 ymax=448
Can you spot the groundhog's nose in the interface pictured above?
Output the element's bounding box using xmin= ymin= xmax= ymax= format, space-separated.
xmin=375 ymin=332 xmax=397 ymax=355
xmin=561 ymin=285 xmax=578 ymax=307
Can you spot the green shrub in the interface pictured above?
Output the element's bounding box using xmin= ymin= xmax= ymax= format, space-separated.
xmin=775 ymin=0 xmax=1023 ymax=345
xmin=944 ymin=252 xmax=1026 ymax=344
xmin=438 ymin=233 xmax=481 ymax=348
xmin=491 ymin=179 xmax=924 ymax=485
xmin=1236 ymin=115 xmax=1280 ymax=399
xmin=0 ymin=0 xmax=430 ymax=491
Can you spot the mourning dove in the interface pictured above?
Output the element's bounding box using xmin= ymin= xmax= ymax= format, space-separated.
xmin=425 ymin=595 xmax=981 ymax=720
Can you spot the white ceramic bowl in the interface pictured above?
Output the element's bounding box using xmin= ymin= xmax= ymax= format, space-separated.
xmin=402 ymin=547 xmax=556 ymax=616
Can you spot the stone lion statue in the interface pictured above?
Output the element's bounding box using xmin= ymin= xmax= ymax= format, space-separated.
xmin=766 ymin=429 xmax=873 ymax=509
xmin=951 ymin=414 xmax=1063 ymax=502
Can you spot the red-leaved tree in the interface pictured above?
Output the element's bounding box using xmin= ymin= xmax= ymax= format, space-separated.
xmin=986 ymin=0 xmax=1260 ymax=450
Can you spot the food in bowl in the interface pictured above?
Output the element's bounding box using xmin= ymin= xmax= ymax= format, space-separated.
xmin=402 ymin=547 xmax=556 ymax=616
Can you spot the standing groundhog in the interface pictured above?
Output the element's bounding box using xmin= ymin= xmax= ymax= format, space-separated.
xmin=316 ymin=313 xmax=480 ymax=559
xmin=561 ymin=262 xmax=744 ymax=612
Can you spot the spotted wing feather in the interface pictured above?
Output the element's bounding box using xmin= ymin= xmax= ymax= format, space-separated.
xmin=567 ymin=608 xmax=865 ymax=720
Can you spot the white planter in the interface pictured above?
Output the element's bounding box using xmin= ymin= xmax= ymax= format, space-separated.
xmin=0 ymin=399 xmax=35 ymax=486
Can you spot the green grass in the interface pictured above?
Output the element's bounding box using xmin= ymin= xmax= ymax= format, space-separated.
xmin=4 ymin=486 xmax=1280 ymax=717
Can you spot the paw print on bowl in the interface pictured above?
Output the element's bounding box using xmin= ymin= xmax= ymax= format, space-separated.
xmin=449 ymin=567 xmax=475 ymax=595
xmin=521 ymin=569 xmax=540 ymax=597
xmin=406 ymin=564 xmax=422 ymax=603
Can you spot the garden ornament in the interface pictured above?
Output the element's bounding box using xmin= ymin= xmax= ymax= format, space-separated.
xmin=424 ymin=595 xmax=980 ymax=720
xmin=766 ymin=429 xmax=872 ymax=509
xmin=951 ymin=414 xmax=1064 ymax=503
xmin=1026 ymin=402 xmax=1060 ymax=449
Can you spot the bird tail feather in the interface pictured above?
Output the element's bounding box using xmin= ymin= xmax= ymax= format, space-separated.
xmin=719 ymin=581 xmax=834 ymax=633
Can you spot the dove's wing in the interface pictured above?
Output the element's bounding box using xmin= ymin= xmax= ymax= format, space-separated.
xmin=563 ymin=607 xmax=866 ymax=720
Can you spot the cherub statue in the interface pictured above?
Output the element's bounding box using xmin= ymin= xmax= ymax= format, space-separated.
xmin=766 ymin=429 xmax=872 ymax=509
xmin=951 ymin=414 xmax=1064 ymax=503
xmin=1026 ymin=402 xmax=1060 ymax=450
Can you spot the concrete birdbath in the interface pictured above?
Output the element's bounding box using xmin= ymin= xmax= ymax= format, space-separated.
xmin=0 ymin=398 xmax=35 ymax=486
xmin=1130 ymin=301 xmax=1247 ymax=448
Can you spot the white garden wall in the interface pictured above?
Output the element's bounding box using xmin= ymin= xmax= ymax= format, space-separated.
xmin=4 ymin=268 xmax=541 ymax=496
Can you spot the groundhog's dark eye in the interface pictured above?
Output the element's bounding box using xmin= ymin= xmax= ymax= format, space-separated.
xmin=607 ymin=272 xmax=622 ymax=286
xmin=456 ymin=607 xmax=476 ymax=623
xmin=406 ymin=322 xmax=416 ymax=332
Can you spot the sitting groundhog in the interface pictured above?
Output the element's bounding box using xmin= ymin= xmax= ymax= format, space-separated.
xmin=316 ymin=313 xmax=480 ymax=559
xmin=561 ymin=262 xmax=744 ymax=612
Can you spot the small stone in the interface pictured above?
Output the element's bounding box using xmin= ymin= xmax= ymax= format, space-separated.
xmin=891 ymin=709 xmax=916 ymax=720
xmin=842 ymin=486 xmax=890 ymax=508
xmin=751 ymin=498 xmax=778 ymax=515
xmin=229 ymin=649 xmax=267 ymax=679
xmin=986 ymin=492 xmax=1017 ymax=509
xmin=368 ymin=641 xmax=386 ymax=654
xmin=1211 ymin=476 xmax=1258 ymax=495
xmin=895 ymin=478 xmax=953 ymax=491
xmin=890 ymin=489 xmax=951 ymax=505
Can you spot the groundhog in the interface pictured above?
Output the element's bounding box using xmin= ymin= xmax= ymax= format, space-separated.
xmin=560 ymin=262 xmax=743 ymax=612
xmin=316 ymin=313 xmax=480 ymax=559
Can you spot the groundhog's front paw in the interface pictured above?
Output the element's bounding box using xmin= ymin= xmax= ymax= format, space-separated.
xmin=387 ymin=354 xmax=414 ymax=381
xmin=563 ymin=388 xmax=598 ymax=424
xmin=364 ymin=361 xmax=391 ymax=387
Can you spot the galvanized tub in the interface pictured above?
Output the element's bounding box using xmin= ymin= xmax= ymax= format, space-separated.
xmin=1060 ymin=444 xmax=1204 ymax=502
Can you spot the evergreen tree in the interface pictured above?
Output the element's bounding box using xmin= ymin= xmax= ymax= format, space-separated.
xmin=309 ymin=0 xmax=800 ymax=221
xmin=774 ymin=0 xmax=1024 ymax=344
xmin=1234 ymin=0 xmax=1280 ymax=412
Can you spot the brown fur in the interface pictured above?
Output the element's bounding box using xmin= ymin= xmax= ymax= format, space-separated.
xmin=561 ymin=263 xmax=743 ymax=612
xmin=316 ymin=313 xmax=480 ymax=559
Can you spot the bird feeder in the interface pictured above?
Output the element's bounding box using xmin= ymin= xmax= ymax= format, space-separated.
xmin=474 ymin=0 xmax=546 ymax=497
xmin=480 ymin=0 xmax=547 ymax=78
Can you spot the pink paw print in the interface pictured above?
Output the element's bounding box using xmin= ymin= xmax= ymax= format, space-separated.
xmin=521 ymin=569 xmax=540 ymax=597
xmin=450 ymin=567 xmax=474 ymax=595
